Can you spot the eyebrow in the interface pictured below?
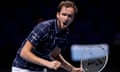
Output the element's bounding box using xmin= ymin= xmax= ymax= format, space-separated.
xmin=62 ymin=13 xmax=73 ymax=17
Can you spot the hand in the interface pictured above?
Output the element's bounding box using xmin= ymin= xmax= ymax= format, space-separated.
xmin=71 ymin=67 xmax=83 ymax=72
xmin=47 ymin=60 xmax=61 ymax=70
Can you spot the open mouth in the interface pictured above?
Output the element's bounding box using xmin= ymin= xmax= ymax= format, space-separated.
xmin=64 ymin=22 xmax=70 ymax=27
xmin=63 ymin=22 xmax=69 ymax=26
xmin=63 ymin=22 xmax=67 ymax=25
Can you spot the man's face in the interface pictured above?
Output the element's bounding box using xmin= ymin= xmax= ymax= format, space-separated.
xmin=57 ymin=6 xmax=75 ymax=29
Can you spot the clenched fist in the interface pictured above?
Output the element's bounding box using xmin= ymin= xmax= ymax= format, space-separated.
xmin=47 ymin=60 xmax=61 ymax=70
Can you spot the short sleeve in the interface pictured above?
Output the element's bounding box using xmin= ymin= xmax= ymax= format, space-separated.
xmin=26 ymin=24 xmax=49 ymax=47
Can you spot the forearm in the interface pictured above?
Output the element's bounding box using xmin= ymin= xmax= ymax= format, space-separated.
xmin=61 ymin=59 xmax=74 ymax=71
xmin=20 ymin=41 xmax=50 ymax=67
xmin=20 ymin=49 xmax=49 ymax=67
xmin=54 ymin=54 xmax=74 ymax=71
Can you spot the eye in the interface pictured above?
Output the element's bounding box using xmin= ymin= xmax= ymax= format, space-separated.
xmin=61 ymin=13 xmax=73 ymax=18
xmin=68 ymin=15 xmax=72 ymax=18
xmin=62 ymin=13 xmax=67 ymax=16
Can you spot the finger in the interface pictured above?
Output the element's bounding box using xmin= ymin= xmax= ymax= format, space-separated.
xmin=80 ymin=68 xmax=83 ymax=72
xmin=55 ymin=63 xmax=60 ymax=69
xmin=55 ymin=61 xmax=61 ymax=66
xmin=54 ymin=61 xmax=60 ymax=65
xmin=53 ymin=64 xmax=58 ymax=70
xmin=54 ymin=67 xmax=57 ymax=70
xmin=54 ymin=65 xmax=60 ymax=70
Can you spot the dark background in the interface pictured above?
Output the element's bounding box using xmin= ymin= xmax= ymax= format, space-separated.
xmin=0 ymin=0 xmax=120 ymax=72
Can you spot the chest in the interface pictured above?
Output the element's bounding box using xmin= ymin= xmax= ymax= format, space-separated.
xmin=45 ymin=30 xmax=67 ymax=48
xmin=34 ymin=30 xmax=68 ymax=56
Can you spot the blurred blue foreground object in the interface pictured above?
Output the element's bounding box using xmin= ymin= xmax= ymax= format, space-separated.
xmin=71 ymin=44 xmax=109 ymax=61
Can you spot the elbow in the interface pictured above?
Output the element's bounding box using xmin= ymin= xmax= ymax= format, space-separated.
xmin=20 ymin=48 xmax=26 ymax=58
xmin=20 ymin=40 xmax=33 ymax=59
xmin=20 ymin=47 xmax=30 ymax=59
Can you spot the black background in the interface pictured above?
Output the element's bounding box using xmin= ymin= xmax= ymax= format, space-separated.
xmin=0 ymin=0 xmax=120 ymax=71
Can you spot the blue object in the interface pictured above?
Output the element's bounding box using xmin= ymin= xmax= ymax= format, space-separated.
xmin=71 ymin=44 xmax=109 ymax=61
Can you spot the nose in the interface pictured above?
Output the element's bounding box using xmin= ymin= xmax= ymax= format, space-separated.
xmin=64 ymin=16 xmax=69 ymax=21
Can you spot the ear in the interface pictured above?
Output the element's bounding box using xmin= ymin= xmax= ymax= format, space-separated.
xmin=56 ymin=12 xmax=59 ymax=18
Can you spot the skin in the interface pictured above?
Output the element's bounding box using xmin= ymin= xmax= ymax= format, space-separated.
xmin=56 ymin=6 xmax=83 ymax=72
xmin=20 ymin=6 xmax=83 ymax=72
xmin=57 ymin=6 xmax=75 ymax=30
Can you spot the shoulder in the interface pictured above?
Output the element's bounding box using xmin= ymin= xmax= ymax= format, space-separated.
xmin=32 ymin=19 xmax=56 ymax=32
xmin=37 ymin=19 xmax=56 ymax=28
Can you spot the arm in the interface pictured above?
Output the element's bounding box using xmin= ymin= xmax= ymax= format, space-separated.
xmin=20 ymin=40 xmax=61 ymax=70
xmin=58 ymin=54 xmax=74 ymax=71
xmin=49 ymin=50 xmax=77 ymax=71
xmin=58 ymin=54 xmax=83 ymax=72
xmin=49 ymin=47 xmax=83 ymax=72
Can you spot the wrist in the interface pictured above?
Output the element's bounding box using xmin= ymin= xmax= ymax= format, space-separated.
xmin=68 ymin=65 xmax=74 ymax=72
xmin=71 ymin=66 xmax=75 ymax=71
xmin=39 ymin=58 xmax=50 ymax=67
xmin=44 ymin=60 xmax=51 ymax=67
xmin=61 ymin=62 xmax=74 ymax=71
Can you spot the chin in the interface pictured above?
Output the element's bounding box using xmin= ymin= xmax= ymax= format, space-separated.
xmin=63 ymin=26 xmax=68 ymax=29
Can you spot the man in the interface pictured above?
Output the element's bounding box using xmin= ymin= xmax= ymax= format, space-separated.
xmin=12 ymin=1 xmax=83 ymax=72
